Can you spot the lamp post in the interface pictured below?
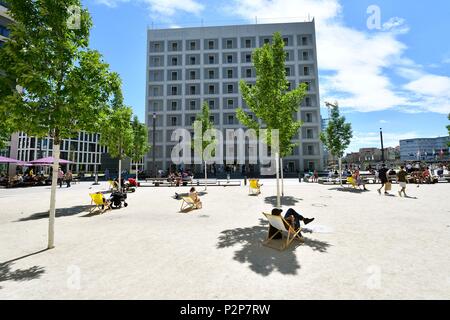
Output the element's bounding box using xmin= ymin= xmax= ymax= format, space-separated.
xmin=152 ymin=112 xmax=156 ymax=178
xmin=380 ymin=128 xmax=385 ymax=164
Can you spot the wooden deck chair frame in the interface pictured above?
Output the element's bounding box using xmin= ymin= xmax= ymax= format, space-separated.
xmin=249 ymin=179 xmax=261 ymax=195
xmin=89 ymin=193 xmax=111 ymax=214
xmin=262 ymin=213 xmax=303 ymax=251
xmin=180 ymin=196 xmax=197 ymax=212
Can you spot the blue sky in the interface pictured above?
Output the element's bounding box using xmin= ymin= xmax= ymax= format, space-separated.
xmin=83 ymin=0 xmax=450 ymax=152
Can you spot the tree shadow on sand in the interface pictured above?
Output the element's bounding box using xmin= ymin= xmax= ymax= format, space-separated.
xmin=216 ymin=219 xmax=331 ymax=276
xmin=16 ymin=205 xmax=93 ymax=222
xmin=0 ymin=262 xmax=45 ymax=290
xmin=264 ymin=196 xmax=303 ymax=207
xmin=328 ymin=187 xmax=368 ymax=194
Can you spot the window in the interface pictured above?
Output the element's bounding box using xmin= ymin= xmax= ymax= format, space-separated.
xmin=172 ymin=42 xmax=178 ymax=51
xmin=304 ymin=82 xmax=311 ymax=91
xmin=171 ymin=57 xmax=178 ymax=66
xmin=227 ymin=99 xmax=234 ymax=108
xmin=227 ymin=55 xmax=233 ymax=63
xmin=245 ymin=39 xmax=251 ymax=48
xmin=227 ymin=69 xmax=233 ymax=79
xmin=190 ymin=41 xmax=196 ymax=50
xmin=171 ymin=86 xmax=178 ymax=95
xmin=283 ymin=37 xmax=289 ymax=46
xmin=209 ymin=116 xmax=215 ymax=123
xmin=302 ymin=36 xmax=308 ymax=46
xmin=246 ymin=69 xmax=252 ymax=78
xmin=307 ymin=145 xmax=314 ymax=155
xmin=304 ymin=66 xmax=309 ymax=76
xmin=228 ymin=115 xmax=234 ymax=124
xmin=285 ymin=67 xmax=290 ymax=76
xmin=209 ymin=55 xmax=215 ymax=64
xmin=171 ymin=117 xmax=178 ymax=126
xmin=227 ymin=84 xmax=233 ymax=94
xmin=208 ymin=70 xmax=215 ymax=79
xmin=171 ymin=71 xmax=177 ymax=81
xmin=286 ymin=52 xmax=290 ymax=61
xmin=208 ymin=40 xmax=214 ymax=49
xmin=152 ymin=102 xmax=158 ymax=111
xmin=306 ymin=129 xmax=313 ymax=139
xmin=171 ymin=101 xmax=177 ymax=110
xmin=154 ymin=57 xmax=160 ymax=66
xmin=226 ymin=40 xmax=233 ymax=49
xmin=264 ymin=38 xmax=270 ymax=44
xmin=189 ymin=100 xmax=196 ymax=109
xmin=245 ymin=54 xmax=251 ymax=63
xmin=190 ymin=71 xmax=196 ymax=80
xmin=208 ymin=100 xmax=215 ymax=109
xmin=305 ymin=97 xmax=311 ymax=107
xmin=154 ymin=43 xmax=160 ymax=51
xmin=190 ymin=86 xmax=196 ymax=95
xmin=209 ymin=85 xmax=215 ymax=94
xmin=306 ymin=113 xmax=312 ymax=123
xmin=190 ymin=116 xmax=196 ymax=124
xmin=153 ymin=87 xmax=159 ymax=96
xmin=302 ymin=51 xmax=309 ymax=61
xmin=190 ymin=56 xmax=196 ymax=65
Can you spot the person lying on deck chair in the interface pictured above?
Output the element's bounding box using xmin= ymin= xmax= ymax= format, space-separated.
xmin=269 ymin=208 xmax=315 ymax=239
xmin=189 ymin=187 xmax=202 ymax=209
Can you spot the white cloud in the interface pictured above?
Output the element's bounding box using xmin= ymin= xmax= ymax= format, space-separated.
xmin=379 ymin=120 xmax=388 ymax=124
xmin=227 ymin=0 xmax=450 ymax=114
xmin=93 ymin=0 xmax=204 ymax=19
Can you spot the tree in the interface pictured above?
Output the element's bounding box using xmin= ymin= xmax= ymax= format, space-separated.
xmin=236 ymin=32 xmax=307 ymax=205
xmin=0 ymin=0 xmax=120 ymax=249
xmin=130 ymin=116 xmax=150 ymax=182
xmin=100 ymin=103 xmax=134 ymax=191
xmin=320 ymin=103 xmax=353 ymax=186
xmin=193 ymin=102 xmax=216 ymax=190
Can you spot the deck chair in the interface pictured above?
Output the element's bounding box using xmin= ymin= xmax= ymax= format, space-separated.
xmin=89 ymin=193 xmax=111 ymax=214
xmin=262 ymin=212 xmax=304 ymax=251
xmin=180 ymin=196 xmax=198 ymax=212
xmin=249 ymin=179 xmax=261 ymax=195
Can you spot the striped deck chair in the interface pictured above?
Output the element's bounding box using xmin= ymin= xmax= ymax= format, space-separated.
xmin=262 ymin=212 xmax=304 ymax=251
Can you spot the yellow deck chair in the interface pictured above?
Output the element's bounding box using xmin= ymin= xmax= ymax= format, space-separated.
xmin=249 ymin=179 xmax=261 ymax=195
xmin=262 ymin=212 xmax=304 ymax=251
xmin=89 ymin=193 xmax=111 ymax=214
xmin=180 ymin=196 xmax=197 ymax=212
xmin=347 ymin=176 xmax=357 ymax=188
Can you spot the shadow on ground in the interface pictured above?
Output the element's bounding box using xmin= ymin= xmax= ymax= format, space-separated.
xmin=0 ymin=262 xmax=45 ymax=290
xmin=264 ymin=196 xmax=303 ymax=207
xmin=328 ymin=187 xmax=369 ymax=194
xmin=217 ymin=219 xmax=331 ymax=276
xmin=16 ymin=205 xmax=92 ymax=222
xmin=172 ymin=191 xmax=207 ymax=200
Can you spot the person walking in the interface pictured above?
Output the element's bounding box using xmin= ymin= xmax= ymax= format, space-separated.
xmin=57 ymin=168 xmax=64 ymax=188
xmin=397 ymin=166 xmax=408 ymax=197
xmin=65 ymin=170 xmax=73 ymax=188
xmin=377 ymin=164 xmax=390 ymax=195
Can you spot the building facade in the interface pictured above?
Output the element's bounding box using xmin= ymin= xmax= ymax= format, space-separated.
xmin=400 ymin=137 xmax=450 ymax=162
xmin=145 ymin=21 xmax=323 ymax=175
xmin=0 ymin=1 xmax=12 ymax=48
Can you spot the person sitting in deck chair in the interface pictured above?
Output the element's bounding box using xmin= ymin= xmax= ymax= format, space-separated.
xmin=189 ymin=187 xmax=202 ymax=209
xmin=269 ymin=208 xmax=315 ymax=239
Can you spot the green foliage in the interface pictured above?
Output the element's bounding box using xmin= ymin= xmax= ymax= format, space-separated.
xmin=130 ymin=116 xmax=150 ymax=163
xmin=0 ymin=0 xmax=120 ymax=144
xmin=320 ymin=105 xmax=353 ymax=159
xmin=236 ymin=32 xmax=307 ymax=157
xmin=193 ymin=102 xmax=216 ymax=160
xmin=100 ymin=104 xmax=134 ymax=160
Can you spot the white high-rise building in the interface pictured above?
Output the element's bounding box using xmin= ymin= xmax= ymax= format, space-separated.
xmin=150 ymin=21 xmax=323 ymax=175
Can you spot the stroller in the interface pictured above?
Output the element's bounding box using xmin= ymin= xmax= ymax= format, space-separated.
xmin=110 ymin=190 xmax=128 ymax=209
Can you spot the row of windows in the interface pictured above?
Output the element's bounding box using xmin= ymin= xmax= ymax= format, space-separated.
xmin=149 ymin=35 xmax=313 ymax=53
xmin=149 ymin=50 xmax=313 ymax=67
xmin=149 ymin=95 xmax=316 ymax=112
xmin=150 ymin=65 xmax=314 ymax=82
xmin=149 ymin=81 xmax=315 ymax=97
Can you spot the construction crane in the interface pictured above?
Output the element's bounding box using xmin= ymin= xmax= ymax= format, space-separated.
xmin=324 ymin=101 xmax=338 ymax=118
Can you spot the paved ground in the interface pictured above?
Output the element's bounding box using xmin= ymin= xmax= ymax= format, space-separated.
xmin=0 ymin=179 xmax=449 ymax=299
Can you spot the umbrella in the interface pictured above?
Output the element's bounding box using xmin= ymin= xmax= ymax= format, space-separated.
xmin=30 ymin=157 xmax=73 ymax=165
xmin=0 ymin=156 xmax=22 ymax=163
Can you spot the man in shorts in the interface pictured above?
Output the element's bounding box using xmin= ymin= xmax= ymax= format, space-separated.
xmin=397 ymin=166 xmax=408 ymax=197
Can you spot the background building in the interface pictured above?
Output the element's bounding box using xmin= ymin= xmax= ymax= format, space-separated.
xmin=146 ymin=21 xmax=323 ymax=176
xmin=400 ymin=136 xmax=450 ymax=162
xmin=0 ymin=1 xmax=12 ymax=48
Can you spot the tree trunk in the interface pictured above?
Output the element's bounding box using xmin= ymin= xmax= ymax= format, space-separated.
xmin=275 ymin=152 xmax=281 ymax=208
xmin=118 ymin=158 xmax=122 ymax=190
xmin=280 ymin=157 xmax=284 ymax=197
xmin=338 ymin=157 xmax=343 ymax=186
xmin=204 ymin=160 xmax=207 ymax=191
xmin=136 ymin=163 xmax=139 ymax=184
xmin=48 ymin=142 xmax=60 ymax=249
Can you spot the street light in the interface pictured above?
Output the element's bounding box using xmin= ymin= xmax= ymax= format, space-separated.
xmin=380 ymin=128 xmax=385 ymax=164
xmin=152 ymin=112 xmax=156 ymax=178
